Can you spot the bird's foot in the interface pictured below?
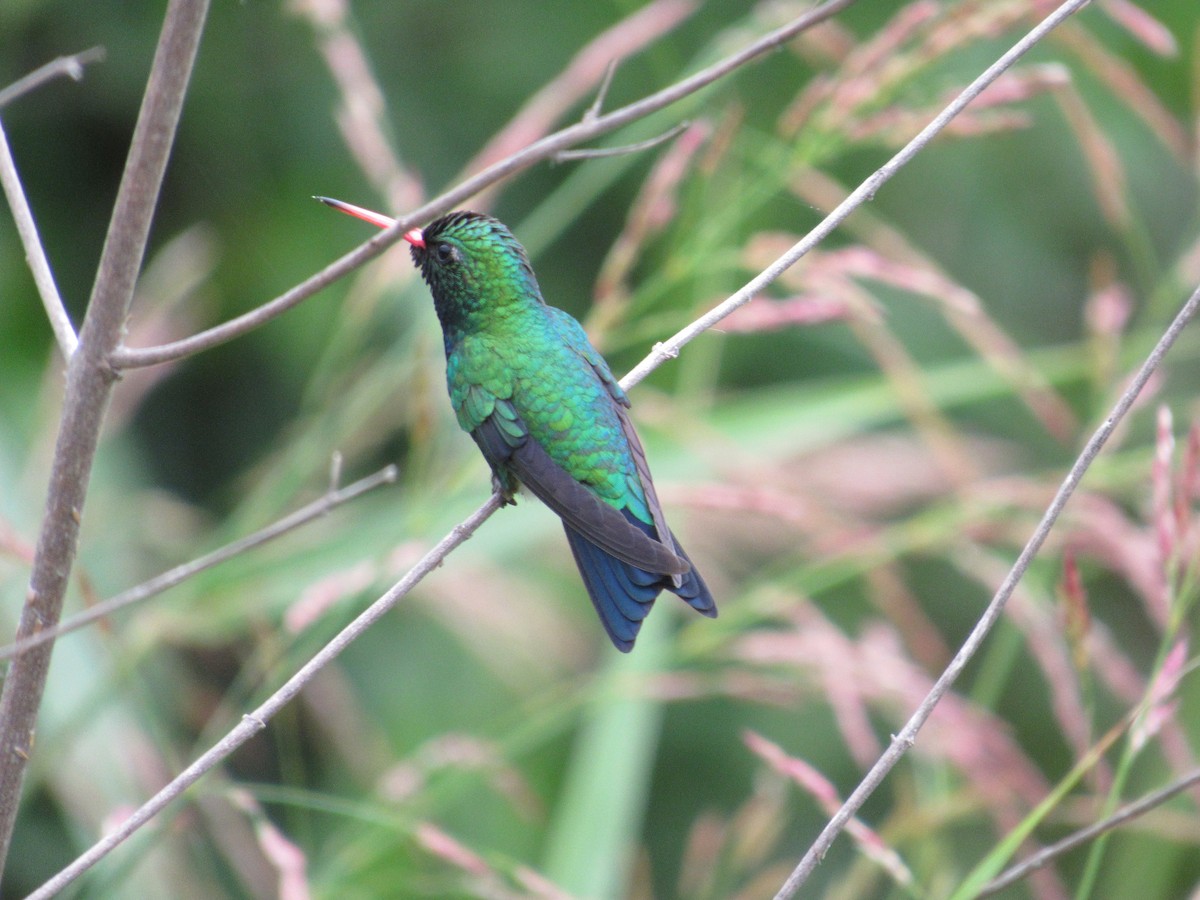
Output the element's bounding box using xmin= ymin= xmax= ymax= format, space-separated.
xmin=492 ymin=475 xmax=518 ymax=507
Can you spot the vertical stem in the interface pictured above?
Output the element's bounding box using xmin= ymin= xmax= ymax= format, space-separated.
xmin=0 ymin=0 xmax=209 ymax=878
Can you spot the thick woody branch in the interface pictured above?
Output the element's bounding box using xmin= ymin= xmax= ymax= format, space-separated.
xmin=0 ymin=0 xmax=209 ymax=877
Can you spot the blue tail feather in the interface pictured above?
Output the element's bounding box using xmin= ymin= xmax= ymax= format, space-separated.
xmin=563 ymin=510 xmax=717 ymax=652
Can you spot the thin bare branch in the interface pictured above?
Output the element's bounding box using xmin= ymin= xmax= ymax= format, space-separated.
xmin=0 ymin=117 xmax=77 ymax=358
xmin=979 ymin=769 xmax=1200 ymax=896
xmin=463 ymin=0 xmax=693 ymax=179
xmin=624 ymin=0 xmax=1094 ymax=393
xmin=110 ymin=0 xmax=857 ymax=371
xmin=0 ymin=0 xmax=210 ymax=875
xmin=0 ymin=44 xmax=105 ymax=363
xmin=553 ymin=120 xmax=690 ymax=162
xmin=0 ymin=464 xmax=397 ymax=662
xmin=774 ymin=277 xmax=1198 ymax=897
xmin=0 ymin=46 xmax=105 ymax=109
xmin=27 ymin=492 xmax=504 ymax=900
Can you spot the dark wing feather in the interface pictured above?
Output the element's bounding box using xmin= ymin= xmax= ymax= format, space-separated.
xmin=612 ymin=402 xmax=686 ymax=587
xmin=470 ymin=414 xmax=690 ymax=577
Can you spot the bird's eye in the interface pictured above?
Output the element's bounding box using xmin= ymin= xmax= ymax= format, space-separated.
xmin=435 ymin=242 xmax=456 ymax=264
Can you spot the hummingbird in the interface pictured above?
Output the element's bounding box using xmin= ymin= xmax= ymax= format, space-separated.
xmin=317 ymin=197 xmax=716 ymax=651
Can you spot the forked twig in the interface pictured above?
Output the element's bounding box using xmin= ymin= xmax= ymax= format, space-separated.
xmin=0 ymin=464 xmax=397 ymax=662
xmin=584 ymin=58 xmax=620 ymax=123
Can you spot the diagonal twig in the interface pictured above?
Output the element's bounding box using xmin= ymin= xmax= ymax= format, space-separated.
xmin=109 ymin=0 xmax=858 ymax=371
xmin=0 ymin=117 xmax=77 ymax=358
xmin=771 ymin=9 xmax=1174 ymax=895
xmin=0 ymin=47 xmax=108 ymax=359
xmin=774 ymin=281 xmax=1200 ymax=895
xmin=624 ymin=0 xmax=1095 ymax=395
xmin=0 ymin=46 xmax=105 ymax=109
xmin=979 ymin=768 xmax=1200 ymax=896
xmin=584 ymin=57 xmax=620 ymax=123
xmin=0 ymin=464 xmax=398 ymax=662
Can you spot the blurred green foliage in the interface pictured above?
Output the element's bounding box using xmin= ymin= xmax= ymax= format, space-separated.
xmin=2 ymin=1 xmax=1200 ymax=897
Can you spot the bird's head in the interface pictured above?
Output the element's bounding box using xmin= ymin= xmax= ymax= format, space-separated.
xmin=317 ymin=197 xmax=543 ymax=339
xmin=405 ymin=211 xmax=540 ymax=310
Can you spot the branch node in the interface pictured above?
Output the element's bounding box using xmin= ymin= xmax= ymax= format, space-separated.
xmin=0 ymin=46 xmax=106 ymax=109
xmin=554 ymin=120 xmax=690 ymax=163
xmin=654 ymin=341 xmax=680 ymax=360
xmin=328 ymin=451 xmax=344 ymax=492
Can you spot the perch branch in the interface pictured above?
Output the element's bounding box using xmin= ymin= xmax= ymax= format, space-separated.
xmin=26 ymin=492 xmax=503 ymax=900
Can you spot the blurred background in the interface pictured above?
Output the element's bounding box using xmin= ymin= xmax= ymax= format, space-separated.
xmin=2 ymin=1 xmax=1199 ymax=897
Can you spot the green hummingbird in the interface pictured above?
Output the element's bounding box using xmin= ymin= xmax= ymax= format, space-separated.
xmin=318 ymin=197 xmax=716 ymax=651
